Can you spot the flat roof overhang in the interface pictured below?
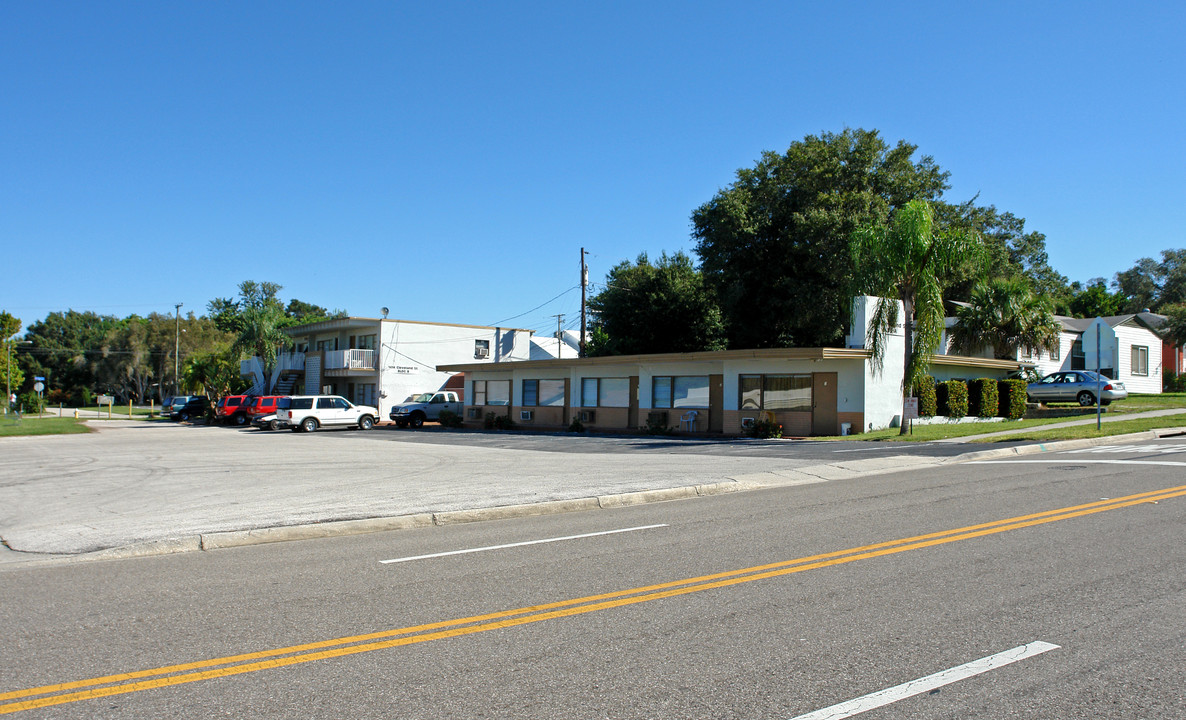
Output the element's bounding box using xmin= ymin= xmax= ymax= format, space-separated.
xmin=439 ymin=347 xmax=872 ymax=373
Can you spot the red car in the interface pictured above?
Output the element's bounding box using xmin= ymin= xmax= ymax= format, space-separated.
xmin=245 ymin=395 xmax=285 ymax=429
xmin=215 ymin=395 xmax=254 ymax=426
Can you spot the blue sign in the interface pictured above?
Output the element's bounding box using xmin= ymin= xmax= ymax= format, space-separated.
xmin=34 ymin=376 xmax=45 ymax=381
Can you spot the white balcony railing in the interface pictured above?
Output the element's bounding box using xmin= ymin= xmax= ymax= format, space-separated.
xmin=325 ymin=349 xmax=376 ymax=371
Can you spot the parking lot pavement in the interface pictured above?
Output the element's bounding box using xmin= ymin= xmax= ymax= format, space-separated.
xmin=1 ymin=421 xmax=938 ymax=560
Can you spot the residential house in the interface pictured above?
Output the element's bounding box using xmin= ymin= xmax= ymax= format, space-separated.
xmin=241 ymin=317 xmax=536 ymax=417
xmin=939 ymin=310 xmax=1170 ymax=393
xmin=439 ymin=297 xmax=1029 ymax=436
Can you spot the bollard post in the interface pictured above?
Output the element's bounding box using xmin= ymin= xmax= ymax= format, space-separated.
xmin=128 ymin=399 xmax=132 ymax=419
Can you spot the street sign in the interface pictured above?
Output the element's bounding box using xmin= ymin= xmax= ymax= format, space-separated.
xmin=903 ymin=397 xmax=919 ymax=420
xmin=97 ymin=395 xmax=114 ymax=405
xmin=34 ymin=376 xmax=45 ymax=381
xmin=33 ymin=382 xmax=44 ymax=392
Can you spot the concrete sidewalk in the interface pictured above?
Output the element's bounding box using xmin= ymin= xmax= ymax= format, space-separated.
xmin=931 ymin=407 xmax=1186 ymax=442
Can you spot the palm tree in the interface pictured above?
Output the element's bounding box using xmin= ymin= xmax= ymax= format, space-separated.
xmin=230 ymin=281 xmax=291 ymax=392
xmin=852 ymin=199 xmax=981 ymax=434
xmin=948 ymin=278 xmax=1061 ymax=360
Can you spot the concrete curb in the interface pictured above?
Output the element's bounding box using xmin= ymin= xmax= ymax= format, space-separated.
xmin=7 ymin=426 xmax=1183 ymax=569
xmin=947 ymin=426 xmax=1186 ymax=463
xmin=3 ymin=481 xmax=750 ymax=567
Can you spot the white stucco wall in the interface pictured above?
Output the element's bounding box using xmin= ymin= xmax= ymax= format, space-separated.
xmin=847 ymin=296 xmax=906 ymax=431
xmin=376 ymin=321 xmax=533 ymax=416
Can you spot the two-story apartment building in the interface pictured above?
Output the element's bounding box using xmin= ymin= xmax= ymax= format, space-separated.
xmin=241 ymin=317 xmax=536 ymax=417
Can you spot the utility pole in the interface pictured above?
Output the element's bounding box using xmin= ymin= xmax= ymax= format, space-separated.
xmin=174 ymin=303 xmax=183 ymax=396
xmin=552 ymin=314 xmax=564 ymax=357
xmin=579 ymin=248 xmax=588 ymax=358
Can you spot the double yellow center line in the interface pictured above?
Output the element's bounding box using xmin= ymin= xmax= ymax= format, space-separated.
xmin=4 ymin=482 xmax=1184 ymax=715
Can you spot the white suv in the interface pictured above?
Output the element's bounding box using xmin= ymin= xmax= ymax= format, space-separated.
xmin=276 ymin=395 xmax=379 ymax=432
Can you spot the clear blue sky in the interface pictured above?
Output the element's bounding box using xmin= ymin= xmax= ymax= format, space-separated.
xmin=3 ymin=1 xmax=1183 ymax=338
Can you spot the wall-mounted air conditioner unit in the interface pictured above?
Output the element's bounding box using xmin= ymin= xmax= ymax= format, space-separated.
xmin=580 ymin=410 xmax=596 ymax=423
xmin=740 ymin=417 xmax=756 ymax=429
xmin=519 ymin=410 xmax=534 ymax=421
xmin=467 ymin=407 xmax=483 ymax=419
xmin=474 ymin=348 xmax=490 ymax=359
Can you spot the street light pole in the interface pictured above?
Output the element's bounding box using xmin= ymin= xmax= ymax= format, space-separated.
xmin=174 ymin=303 xmax=183 ymax=396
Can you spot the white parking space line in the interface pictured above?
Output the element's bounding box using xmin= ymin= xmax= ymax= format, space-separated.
xmin=380 ymin=524 xmax=669 ymax=564
xmin=1058 ymin=444 xmax=1186 ymax=454
xmin=787 ymin=641 xmax=1060 ymax=720
xmin=969 ymin=459 xmax=1186 ymax=467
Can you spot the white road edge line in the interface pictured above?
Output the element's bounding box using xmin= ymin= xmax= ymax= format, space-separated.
xmin=968 ymin=459 xmax=1186 ymax=467
xmin=787 ymin=640 xmax=1060 ymax=720
xmin=380 ymin=524 xmax=669 ymax=564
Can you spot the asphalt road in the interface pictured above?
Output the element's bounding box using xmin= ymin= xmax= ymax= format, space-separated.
xmin=1 ymin=435 xmax=1183 ymax=718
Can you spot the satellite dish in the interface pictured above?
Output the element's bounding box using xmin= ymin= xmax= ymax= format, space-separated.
xmin=381 ymin=307 xmax=389 ymax=319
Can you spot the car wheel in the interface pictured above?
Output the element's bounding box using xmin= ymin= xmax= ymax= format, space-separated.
xmin=179 ymin=412 xmax=190 ymax=422
xmin=234 ymin=414 xmax=248 ymax=426
xmin=1077 ymin=391 xmax=1096 ymax=406
xmin=410 ymin=412 xmax=425 ymax=428
xmin=268 ymin=419 xmax=279 ymax=431
xmin=358 ymin=415 xmax=374 ymax=431
xmin=301 ymin=417 xmax=319 ymax=433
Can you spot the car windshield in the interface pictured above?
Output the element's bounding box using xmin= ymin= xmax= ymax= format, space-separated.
xmin=411 ymin=393 xmax=435 ymax=402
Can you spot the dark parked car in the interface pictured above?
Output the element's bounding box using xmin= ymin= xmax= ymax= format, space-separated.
xmin=1027 ymin=371 xmax=1128 ymax=406
xmin=171 ymin=395 xmax=210 ymax=422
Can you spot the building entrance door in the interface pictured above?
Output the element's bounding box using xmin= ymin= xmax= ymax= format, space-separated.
xmin=812 ymin=372 xmax=838 ymax=436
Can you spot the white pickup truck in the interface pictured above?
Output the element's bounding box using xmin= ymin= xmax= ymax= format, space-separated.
xmin=388 ymin=391 xmax=463 ymax=428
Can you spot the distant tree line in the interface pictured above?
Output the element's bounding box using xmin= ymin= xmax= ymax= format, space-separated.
xmin=2 ymin=282 xmax=345 ymax=406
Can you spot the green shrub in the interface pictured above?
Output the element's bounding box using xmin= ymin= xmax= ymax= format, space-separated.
xmin=79 ymin=387 xmax=94 ymax=408
xmin=568 ymin=417 xmax=586 ymax=433
xmin=940 ymin=380 xmax=968 ymax=418
xmin=644 ymin=414 xmax=673 ymax=435
xmin=17 ymin=391 xmax=44 ymax=414
xmin=968 ymin=378 xmax=999 ymax=418
xmin=484 ymin=412 xmax=515 ymax=430
xmin=438 ymin=409 xmax=464 ymax=428
xmin=913 ymin=376 xmax=937 ymax=417
xmin=997 ymin=379 xmax=1028 ymax=419
xmin=1165 ymin=370 xmax=1186 ymax=393
xmin=746 ymin=418 xmax=783 ymax=439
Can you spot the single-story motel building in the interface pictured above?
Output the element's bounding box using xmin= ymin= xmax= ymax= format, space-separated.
xmin=439 ymin=297 xmax=1030 ymax=437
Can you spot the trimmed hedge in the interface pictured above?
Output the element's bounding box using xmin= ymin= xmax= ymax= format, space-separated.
xmin=968 ymin=378 xmax=999 ymax=419
xmin=997 ymin=379 xmax=1028 ymax=419
xmin=937 ymin=380 xmax=969 ymax=418
xmin=913 ymin=375 xmax=937 ymax=417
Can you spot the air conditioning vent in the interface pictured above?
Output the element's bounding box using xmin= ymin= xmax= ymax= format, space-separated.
xmin=474 ymin=348 xmax=490 ymax=359
xmin=519 ymin=410 xmax=534 ymax=421
xmin=580 ymin=410 xmax=596 ymax=423
xmin=740 ymin=417 xmax=756 ymax=429
xmin=467 ymin=407 xmax=483 ymax=419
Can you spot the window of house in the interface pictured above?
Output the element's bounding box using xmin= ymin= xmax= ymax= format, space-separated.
xmin=1132 ymin=345 xmax=1149 ymax=376
xmin=355 ymin=334 xmax=376 ymax=350
xmin=1071 ymin=339 xmax=1085 ymax=370
xmin=475 ymin=339 xmax=490 ymax=358
xmin=473 ymin=380 xmax=486 ymax=406
xmin=581 ymin=378 xmax=629 ymax=407
xmin=739 ymin=374 xmax=812 ymax=411
xmin=489 ymin=380 xmax=510 ymax=405
xmin=653 ymin=376 xmax=709 ymax=408
xmin=523 ymin=379 xmax=565 ymax=407
xmin=1050 ymin=342 xmax=1061 ymax=361
xmin=357 ymin=383 xmax=376 ymax=406
xmin=316 ymin=338 xmax=338 ymax=351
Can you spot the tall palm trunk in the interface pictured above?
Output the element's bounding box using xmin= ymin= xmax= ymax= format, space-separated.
xmin=900 ymin=293 xmax=914 ymax=436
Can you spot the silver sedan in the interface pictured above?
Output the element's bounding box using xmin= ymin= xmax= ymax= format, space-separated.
xmin=1027 ymin=371 xmax=1128 ymax=406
